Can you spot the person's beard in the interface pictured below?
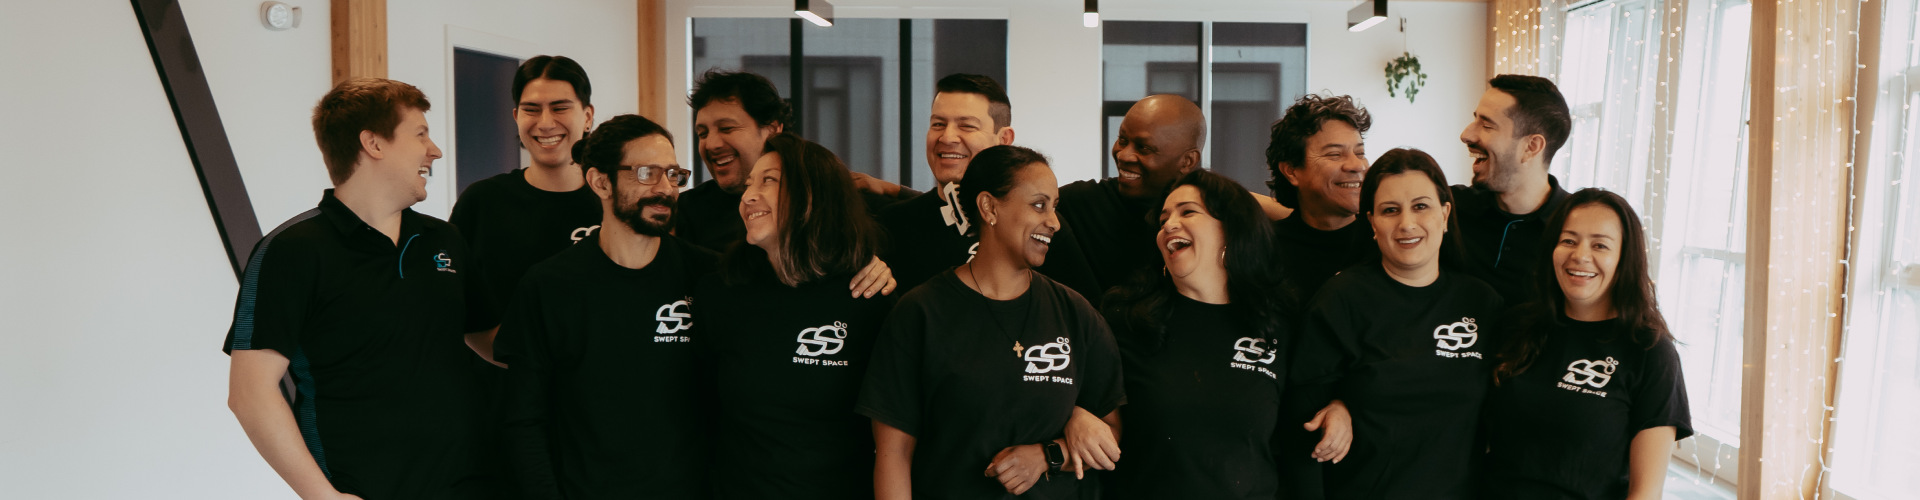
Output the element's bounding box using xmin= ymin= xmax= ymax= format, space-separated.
xmin=613 ymin=184 xmax=675 ymax=236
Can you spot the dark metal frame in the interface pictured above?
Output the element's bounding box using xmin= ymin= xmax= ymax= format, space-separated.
xmin=131 ymin=0 xmax=261 ymax=279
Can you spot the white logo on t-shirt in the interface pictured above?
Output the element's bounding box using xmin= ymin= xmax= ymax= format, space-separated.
xmin=1023 ymin=337 xmax=1073 ymax=374
xmin=571 ymin=225 xmax=601 ymax=243
xmin=1433 ymin=317 xmax=1480 ymax=350
xmin=655 ymin=298 xmax=693 ymax=334
xmin=1563 ymin=357 xmax=1620 ymax=389
xmin=795 ymin=321 xmax=849 ymax=356
xmin=1231 ymin=337 xmax=1278 ymax=364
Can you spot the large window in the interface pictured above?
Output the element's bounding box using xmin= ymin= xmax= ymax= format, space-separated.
xmin=1834 ymin=0 xmax=1920 ymax=496
xmin=1100 ymin=21 xmax=1307 ymax=192
xmin=1554 ymin=0 xmax=1751 ymax=490
xmin=691 ymin=18 xmax=1007 ymax=191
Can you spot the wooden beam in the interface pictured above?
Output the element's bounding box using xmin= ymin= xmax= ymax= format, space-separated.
xmin=637 ymin=0 xmax=666 ymax=121
xmin=1739 ymin=0 xmax=1858 ymax=496
xmin=332 ymin=0 xmax=387 ymax=85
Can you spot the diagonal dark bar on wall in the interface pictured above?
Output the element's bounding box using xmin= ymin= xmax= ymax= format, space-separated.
xmin=131 ymin=0 xmax=262 ymax=280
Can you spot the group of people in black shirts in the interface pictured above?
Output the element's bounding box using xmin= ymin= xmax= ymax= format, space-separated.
xmin=222 ymin=53 xmax=1692 ymax=500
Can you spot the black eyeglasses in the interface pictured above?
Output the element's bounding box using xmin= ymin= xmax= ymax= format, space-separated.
xmin=614 ymin=165 xmax=693 ymax=187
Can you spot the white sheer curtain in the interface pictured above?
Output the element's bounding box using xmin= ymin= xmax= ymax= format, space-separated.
xmin=1833 ymin=0 xmax=1920 ymax=496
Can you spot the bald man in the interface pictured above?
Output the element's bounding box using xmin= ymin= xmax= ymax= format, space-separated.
xmin=1058 ymin=95 xmax=1212 ymax=295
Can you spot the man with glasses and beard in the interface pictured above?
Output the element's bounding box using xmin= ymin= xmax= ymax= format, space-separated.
xmin=493 ymin=115 xmax=718 ymax=499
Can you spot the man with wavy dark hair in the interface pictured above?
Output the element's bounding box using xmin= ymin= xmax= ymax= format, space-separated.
xmin=1264 ymin=93 xmax=1380 ymax=302
xmin=1454 ymin=74 xmax=1574 ymax=304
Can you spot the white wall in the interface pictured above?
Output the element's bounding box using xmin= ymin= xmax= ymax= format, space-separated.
xmin=664 ymin=0 xmax=1487 ymax=186
xmin=0 ymin=1 xmax=277 ymax=498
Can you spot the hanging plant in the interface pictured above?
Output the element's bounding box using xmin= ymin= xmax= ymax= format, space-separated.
xmin=1385 ymin=52 xmax=1428 ymax=103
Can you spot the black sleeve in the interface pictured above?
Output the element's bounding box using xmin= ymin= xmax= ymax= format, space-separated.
xmin=1037 ymin=220 xmax=1106 ymax=308
xmin=445 ymin=226 xmax=498 ymax=333
xmin=1286 ymin=290 xmax=1359 ymax=409
xmin=494 ymin=279 xmax=564 ymax=500
xmin=1069 ymin=290 xmax=1126 ymax=416
xmin=855 ymin=294 xmax=930 ymax=436
xmin=223 ymin=237 xmax=315 ymax=355
xmin=1630 ymin=339 xmax=1694 ymax=440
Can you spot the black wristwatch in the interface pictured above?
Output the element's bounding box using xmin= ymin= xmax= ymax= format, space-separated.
xmin=1040 ymin=440 xmax=1065 ymax=470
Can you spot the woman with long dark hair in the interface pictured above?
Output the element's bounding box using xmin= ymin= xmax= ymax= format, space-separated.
xmin=859 ymin=145 xmax=1125 ymax=500
xmin=1101 ymin=169 xmax=1290 ymax=498
xmin=694 ymin=133 xmax=892 ymax=499
xmin=1482 ymin=188 xmax=1691 ymax=499
xmin=1286 ymin=148 xmax=1504 ymax=499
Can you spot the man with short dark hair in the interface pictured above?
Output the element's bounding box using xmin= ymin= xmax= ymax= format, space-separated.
xmin=1454 ymin=74 xmax=1575 ymax=304
xmin=493 ymin=114 xmax=715 ymax=499
xmin=680 ymin=69 xmax=791 ymax=253
xmin=877 ymin=74 xmax=1099 ymax=298
xmin=225 ymin=78 xmax=489 ymax=499
xmin=1266 ymin=93 xmax=1379 ymax=302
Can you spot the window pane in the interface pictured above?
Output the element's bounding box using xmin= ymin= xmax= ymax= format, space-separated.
xmin=801 ymin=19 xmax=899 ymax=182
xmin=1210 ymin=22 xmax=1307 ymax=194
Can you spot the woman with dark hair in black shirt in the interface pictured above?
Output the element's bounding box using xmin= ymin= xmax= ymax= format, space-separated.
xmin=1482 ymin=188 xmax=1691 ymax=500
xmin=694 ymin=133 xmax=893 ymax=499
xmin=859 ymin=145 xmax=1126 ymax=500
xmin=1101 ymin=169 xmax=1290 ymax=499
xmin=1287 ymin=148 xmax=1504 ymax=499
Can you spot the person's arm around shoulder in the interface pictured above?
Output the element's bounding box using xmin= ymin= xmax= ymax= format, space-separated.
xmin=228 ymin=349 xmax=361 ymax=500
xmin=873 ymin=420 xmax=916 ymax=500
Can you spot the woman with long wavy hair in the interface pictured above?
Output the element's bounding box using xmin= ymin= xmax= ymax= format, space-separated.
xmin=1482 ymin=188 xmax=1691 ymax=500
xmin=1101 ymin=169 xmax=1290 ymax=499
xmin=694 ymin=133 xmax=893 ymax=499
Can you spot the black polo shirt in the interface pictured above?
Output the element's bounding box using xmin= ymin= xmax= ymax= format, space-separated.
xmin=1271 ymin=212 xmax=1377 ymax=308
xmin=679 ymin=179 xmax=920 ymax=254
xmin=694 ymin=268 xmax=895 ymax=500
xmin=857 ymin=270 xmax=1125 ymax=500
xmin=1482 ymin=317 xmax=1693 ymax=500
xmin=1058 ymin=179 xmax=1163 ymax=300
xmin=221 ymin=189 xmax=488 ymax=499
xmin=448 ymin=167 xmax=603 ymax=330
xmin=1450 ymin=176 xmax=1572 ymax=306
xmin=880 ymin=187 xmax=1104 ymax=301
xmin=1107 ymin=295 xmax=1287 ymax=500
xmin=1286 ymin=264 xmax=1504 ymax=500
xmin=493 ymin=233 xmax=718 ymax=500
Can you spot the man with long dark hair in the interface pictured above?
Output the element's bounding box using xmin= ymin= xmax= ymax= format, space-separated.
xmin=492 ymin=114 xmax=716 ymax=499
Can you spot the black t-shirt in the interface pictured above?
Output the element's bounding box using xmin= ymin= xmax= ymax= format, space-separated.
xmin=448 ymin=167 xmax=603 ymax=330
xmin=694 ymin=269 xmax=895 ymax=500
xmin=1107 ymin=295 xmax=1286 ymax=500
xmin=1058 ymin=179 xmax=1164 ymax=300
xmin=1482 ymin=317 xmax=1693 ymax=500
xmin=1272 ymin=212 xmax=1377 ymax=308
xmin=1286 ymin=264 xmax=1504 ymax=500
xmin=1449 ymin=176 xmax=1571 ymax=306
xmin=857 ymin=270 xmax=1126 ymax=500
xmin=880 ymin=188 xmax=1104 ymax=302
xmin=680 ymin=178 xmax=920 ymax=254
xmin=221 ymin=190 xmax=487 ymax=500
xmin=492 ymin=234 xmax=719 ymax=500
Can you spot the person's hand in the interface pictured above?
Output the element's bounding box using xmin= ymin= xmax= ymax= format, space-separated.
xmin=1303 ymin=399 xmax=1352 ymax=463
xmin=319 ymin=493 xmax=364 ymax=500
xmin=985 ymin=443 xmax=1049 ymax=495
xmin=850 ymin=172 xmax=903 ymax=196
xmin=850 ymin=257 xmax=898 ymax=298
xmin=1062 ymin=407 xmax=1120 ymax=478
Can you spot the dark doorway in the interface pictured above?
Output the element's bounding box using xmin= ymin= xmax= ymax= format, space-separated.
xmin=454 ymin=48 xmax=522 ymax=197
xmin=1210 ymin=63 xmax=1282 ymax=191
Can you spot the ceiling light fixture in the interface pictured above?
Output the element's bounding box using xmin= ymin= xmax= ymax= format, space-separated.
xmin=1348 ymin=0 xmax=1388 ymax=32
xmin=796 ymin=0 xmax=834 ymax=27
xmin=1084 ymin=0 xmax=1099 ymax=28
